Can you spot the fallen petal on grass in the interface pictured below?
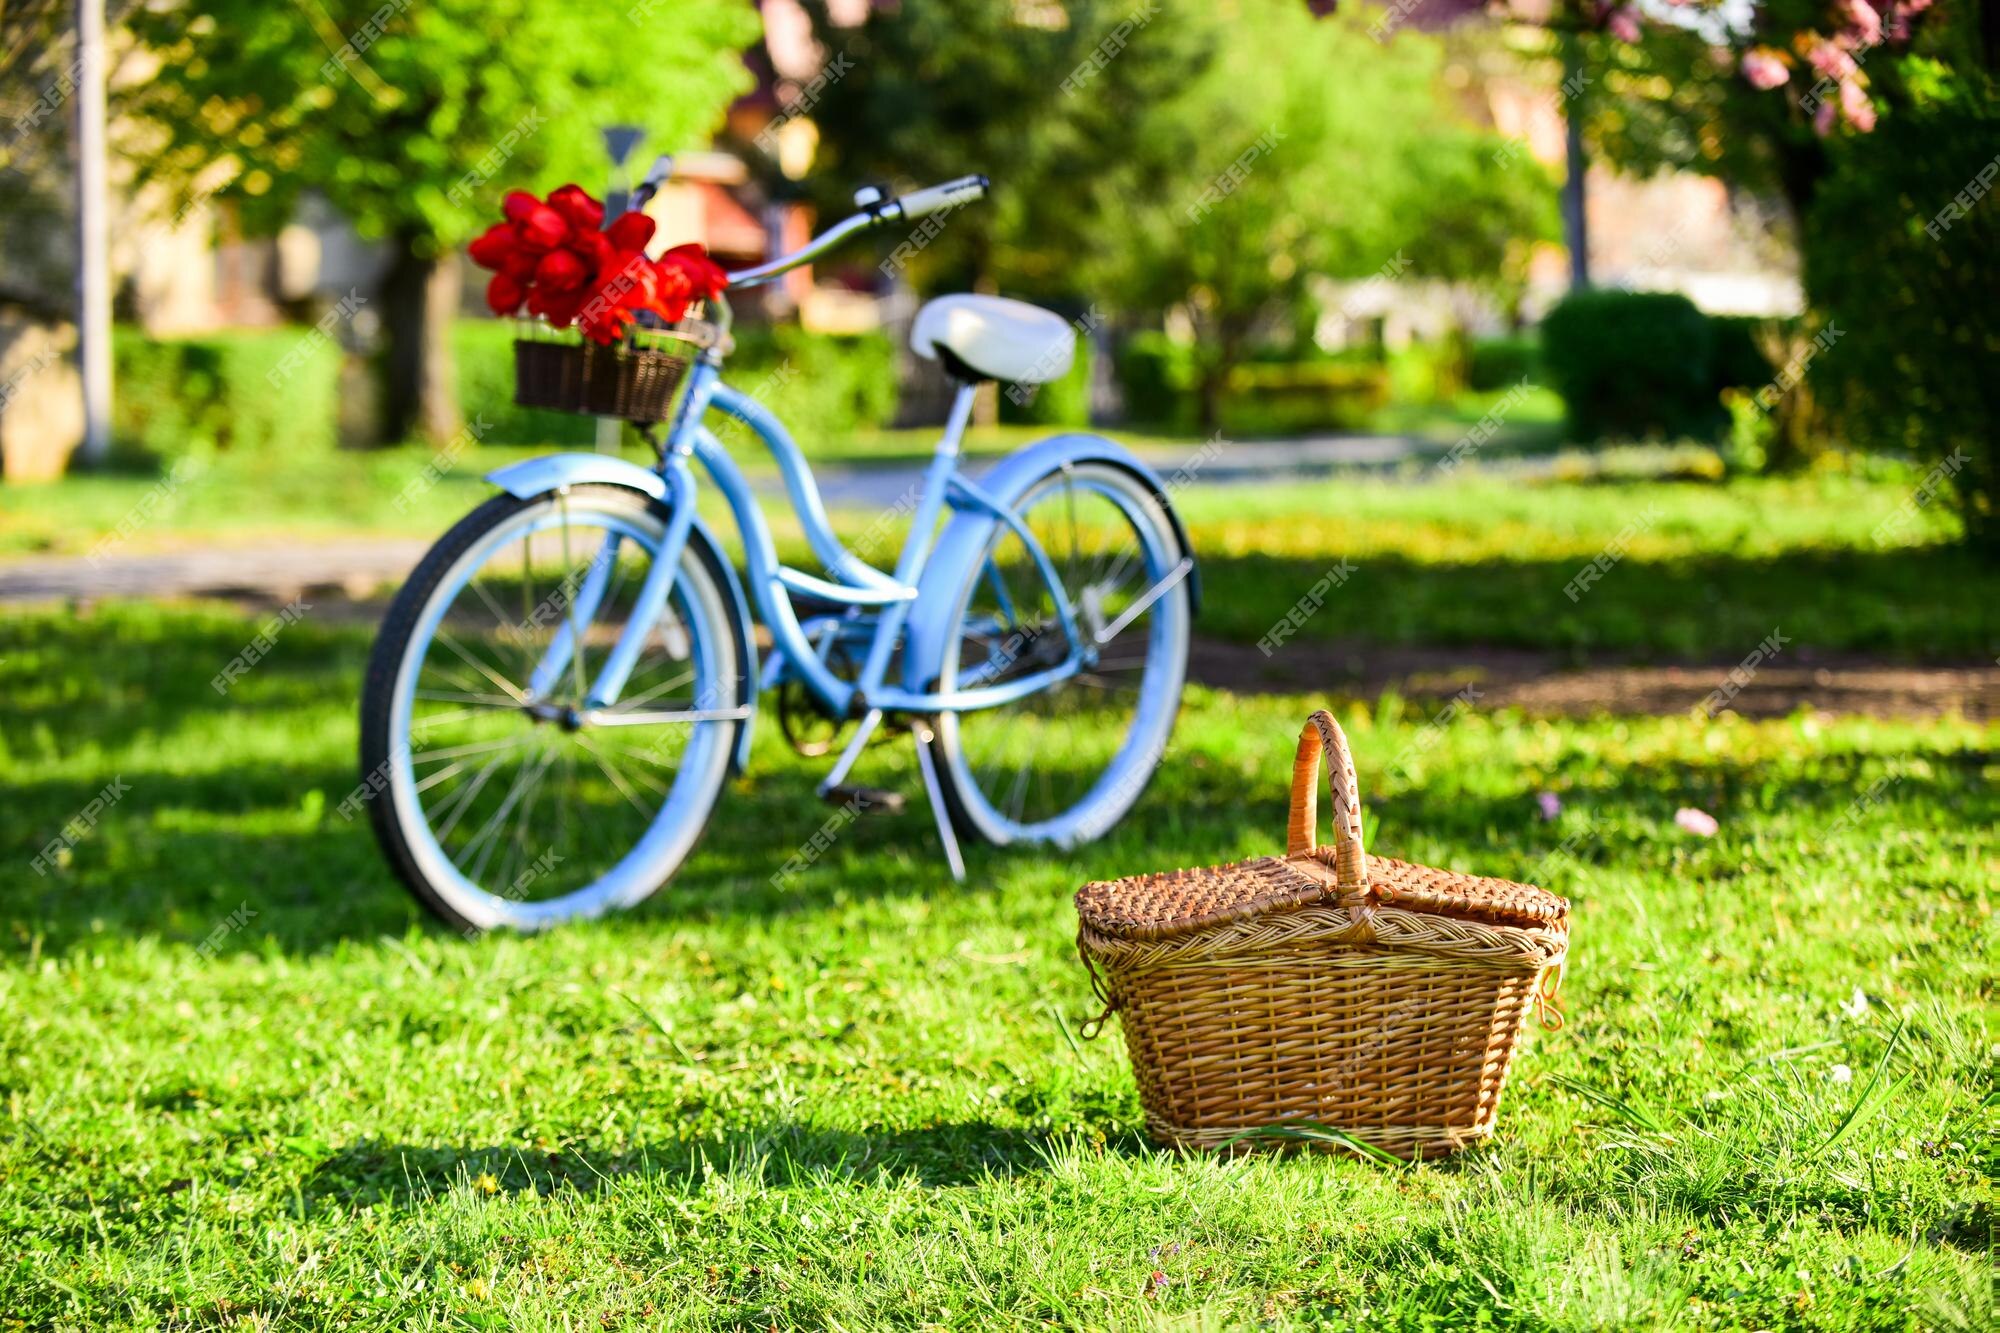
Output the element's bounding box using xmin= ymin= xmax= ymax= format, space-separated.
xmin=1674 ymin=806 xmax=1720 ymax=836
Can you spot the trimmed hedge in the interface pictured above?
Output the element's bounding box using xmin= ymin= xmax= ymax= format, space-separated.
xmin=1113 ymin=332 xmax=1196 ymax=432
xmin=454 ymin=319 xmax=899 ymax=448
xmin=1708 ymin=314 xmax=1778 ymax=392
xmin=1114 ymin=333 xmax=1388 ymax=435
xmin=1540 ymin=290 xmax=1723 ymax=441
xmin=998 ymin=336 xmax=1092 ymax=428
xmin=1539 ymin=292 xmax=1781 ymax=443
xmin=725 ymin=324 xmax=898 ymax=445
xmin=1219 ymin=361 xmax=1388 ymax=436
xmin=112 ymin=325 xmax=342 ymax=459
xmin=1467 ymin=335 xmax=1539 ymax=391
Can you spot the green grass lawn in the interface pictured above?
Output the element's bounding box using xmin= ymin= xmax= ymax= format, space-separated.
xmin=1173 ymin=468 xmax=1998 ymax=660
xmin=5 ymin=441 xmax=1994 ymax=663
xmin=2 ymin=600 xmax=1993 ymax=1328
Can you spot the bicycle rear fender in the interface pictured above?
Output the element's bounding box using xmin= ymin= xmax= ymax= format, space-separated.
xmin=901 ymin=434 xmax=1200 ymax=695
xmin=485 ymin=453 xmax=757 ymax=773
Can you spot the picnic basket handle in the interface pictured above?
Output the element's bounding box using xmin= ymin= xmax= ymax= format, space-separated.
xmin=1286 ymin=710 xmax=1370 ymax=895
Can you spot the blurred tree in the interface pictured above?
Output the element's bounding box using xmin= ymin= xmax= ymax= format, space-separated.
xmin=795 ymin=0 xmax=1218 ymax=299
xmin=1806 ymin=93 xmax=2000 ymax=553
xmin=1118 ymin=0 xmax=1553 ymax=428
xmin=119 ymin=0 xmax=757 ymax=442
xmin=1573 ymin=1 xmax=1998 ymax=536
xmin=804 ymin=0 xmax=1548 ymax=430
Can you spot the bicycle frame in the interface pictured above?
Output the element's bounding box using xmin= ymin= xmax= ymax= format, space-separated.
xmin=503 ymin=351 xmax=1092 ymax=728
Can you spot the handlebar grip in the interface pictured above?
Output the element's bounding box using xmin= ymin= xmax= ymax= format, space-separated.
xmin=630 ymin=154 xmax=675 ymax=210
xmin=892 ymin=174 xmax=989 ymax=221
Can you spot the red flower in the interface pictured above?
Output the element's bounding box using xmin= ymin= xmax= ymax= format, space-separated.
xmin=535 ymin=248 xmax=589 ymax=296
xmin=546 ymin=183 xmax=606 ymax=232
xmin=501 ymin=191 xmax=543 ymax=225
xmin=653 ymin=260 xmax=694 ymax=323
xmin=486 ymin=272 xmax=526 ymax=316
xmin=518 ymin=204 xmax=569 ymax=251
xmin=467 ymin=223 xmax=517 ymax=270
xmin=660 ymin=243 xmax=728 ymax=302
xmin=566 ymin=227 xmax=615 ymax=272
xmin=497 ymin=240 xmax=539 ymax=280
xmin=528 ymin=284 xmax=586 ymax=330
xmin=605 ymin=211 xmax=656 ymax=253
xmin=479 ymin=185 xmax=724 ymax=341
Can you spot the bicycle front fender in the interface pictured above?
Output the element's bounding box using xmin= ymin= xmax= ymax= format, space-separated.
xmin=484 ymin=452 xmax=757 ymax=773
xmin=901 ymin=434 xmax=1200 ymax=695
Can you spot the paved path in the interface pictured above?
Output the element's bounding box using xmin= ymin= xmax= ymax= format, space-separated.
xmin=812 ymin=432 xmax=1432 ymax=508
xmin=0 ymin=538 xmax=437 ymax=606
xmin=0 ymin=433 xmax=1435 ymax=607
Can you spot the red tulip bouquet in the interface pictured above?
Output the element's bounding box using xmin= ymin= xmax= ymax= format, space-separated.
xmin=470 ymin=184 xmax=728 ymax=344
xmin=469 ymin=183 xmax=729 ymax=420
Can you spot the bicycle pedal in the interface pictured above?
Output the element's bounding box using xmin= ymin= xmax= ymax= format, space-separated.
xmin=821 ymin=784 xmax=907 ymax=815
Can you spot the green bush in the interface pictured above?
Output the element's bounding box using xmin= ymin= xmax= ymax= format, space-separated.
xmin=1707 ymin=314 xmax=1777 ymax=392
xmin=452 ymin=321 xmax=598 ymax=448
xmin=112 ymin=325 xmax=342 ymax=460
xmin=999 ymin=335 xmax=1091 ymax=428
xmin=1807 ymin=94 xmax=2000 ymax=552
xmin=1219 ymin=361 xmax=1389 ymax=436
xmin=715 ymin=324 xmax=898 ymax=446
xmin=1467 ymin=334 xmax=1539 ymax=391
xmin=1114 ymin=332 xmax=1197 ymax=431
xmin=1113 ymin=333 xmax=1388 ymax=435
xmin=1540 ymin=290 xmax=1723 ymax=442
xmin=453 ymin=320 xmax=898 ymax=449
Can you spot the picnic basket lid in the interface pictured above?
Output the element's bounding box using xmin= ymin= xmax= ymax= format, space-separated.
xmin=1075 ymin=711 xmax=1568 ymax=942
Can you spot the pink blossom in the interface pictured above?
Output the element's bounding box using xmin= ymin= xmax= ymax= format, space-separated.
xmin=1605 ymin=4 xmax=1643 ymax=43
xmin=1808 ymin=39 xmax=1860 ymax=81
xmin=1813 ymin=97 xmax=1839 ymax=136
xmin=1674 ymin=807 xmax=1720 ymax=837
xmin=1843 ymin=0 xmax=1883 ymax=46
xmin=1840 ymin=76 xmax=1878 ymax=131
xmin=1536 ymin=792 xmax=1563 ymax=821
xmin=1741 ymin=48 xmax=1791 ymax=90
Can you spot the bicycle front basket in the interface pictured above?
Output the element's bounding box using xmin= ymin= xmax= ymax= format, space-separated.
xmin=511 ymin=317 xmax=726 ymax=423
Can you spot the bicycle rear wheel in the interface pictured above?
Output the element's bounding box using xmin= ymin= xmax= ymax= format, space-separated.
xmin=359 ymin=483 xmax=745 ymax=932
xmin=924 ymin=461 xmax=1191 ymax=848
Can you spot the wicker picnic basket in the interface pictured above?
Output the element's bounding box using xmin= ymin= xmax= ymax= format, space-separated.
xmin=1075 ymin=710 xmax=1570 ymax=1160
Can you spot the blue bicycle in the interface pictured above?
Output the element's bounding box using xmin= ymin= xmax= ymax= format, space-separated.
xmin=361 ymin=167 xmax=1198 ymax=931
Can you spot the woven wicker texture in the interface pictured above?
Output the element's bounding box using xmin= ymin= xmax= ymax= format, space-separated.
xmin=1076 ymin=710 xmax=1570 ymax=1160
xmin=513 ymin=339 xmax=688 ymax=423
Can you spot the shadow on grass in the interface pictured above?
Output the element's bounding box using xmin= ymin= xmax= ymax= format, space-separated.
xmin=3 ymin=737 xmax=1982 ymax=960
xmin=3 ymin=597 xmax=1991 ymax=957
xmin=301 ymin=1119 xmax=1152 ymax=1208
xmin=1194 ymin=544 xmax=1999 ymax=662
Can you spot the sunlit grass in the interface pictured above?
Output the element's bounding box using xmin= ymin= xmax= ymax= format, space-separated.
xmin=1 ymin=601 xmax=1992 ymax=1328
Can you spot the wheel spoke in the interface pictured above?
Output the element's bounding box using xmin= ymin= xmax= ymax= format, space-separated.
xmin=381 ymin=490 xmax=741 ymax=921
xmin=435 ymin=630 xmax=526 ymax=703
xmin=598 ymin=665 xmax=697 ymax=715
xmin=411 ymin=732 xmax=535 ymax=765
xmin=578 ymin=739 xmax=654 ymax=819
xmin=415 ymin=687 xmax=521 ymax=708
xmin=457 ymin=746 xmax=555 ymax=882
xmin=941 ymin=469 xmax=1184 ymax=839
xmin=431 ymin=746 xmax=513 ymax=842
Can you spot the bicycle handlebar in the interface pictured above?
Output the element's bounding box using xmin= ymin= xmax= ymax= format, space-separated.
xmin=630 ymin=153 xmax=675 ymax=213
xmin=884 ymin=174 xmax=989 ymax=223
xmin=724 ymin=173 xmax=990 ymax=289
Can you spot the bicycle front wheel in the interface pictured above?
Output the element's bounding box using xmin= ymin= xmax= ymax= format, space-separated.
xmin=925 ymin=460 xmax=1191 ymax=848
xmin=360 ymin=483 xmax=745 ymax=933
